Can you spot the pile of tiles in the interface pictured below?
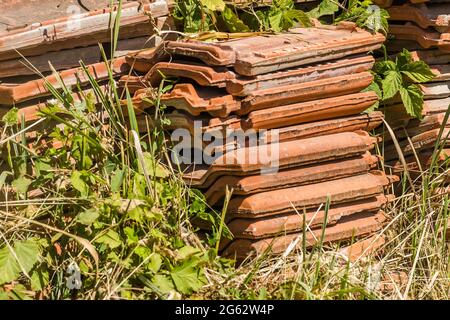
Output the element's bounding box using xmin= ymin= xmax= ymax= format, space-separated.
xmin=0 ymin=0 xmax=170 ymax=129
xmin=122 ymin=22 xmax=398 ymax=260
xmin=375 ymin=0 xmax=450 ymax=175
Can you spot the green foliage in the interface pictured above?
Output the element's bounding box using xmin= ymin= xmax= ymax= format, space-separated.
xmin=244 ymin=0 xmax=312 ymax=32
xmin=336 ymin=0 xmax=389 ymax=34
xmin=372 ymin=49 xmax=436 ymax=118
xmin=308 ymin=0 xmax=339 ymax=19
xmin=174 ymin=0 xmax=310 ymax=33
xmin=1 ymin=107 xmax=18 ymax=127
xmin=0 ymin=54 xmax=231 ymax=300
xmin=0 ymin=239 xmax=41 ymax=285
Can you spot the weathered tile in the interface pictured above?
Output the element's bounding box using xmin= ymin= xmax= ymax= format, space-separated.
xmin=183 ymin=131 xmax=377 ymax=188
xmin=0 ymin=57 xmax=128 ymax=104
xmin=133 ymin=23 xmax=384 ymax=76
xmin=205 ymin=153 xmax=379 ymax=206
xmin=225 ymin=172 xmax=395 ymax=217
xmin=221 ymin=211 xmax=386 ymax=259
xmin=0 ymin=1 xmax=169 ymax=60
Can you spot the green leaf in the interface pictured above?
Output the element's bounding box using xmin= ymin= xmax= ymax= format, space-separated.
xmin=140 ymin=152 xmax=168 ymax=178
xmin=382 ymin=70 xmax=402 ymax=100
xmin=148 ymin=253 xmax=162 ymax=273
xmin=30 ymin=269 xmax=49 ymax=291
xmin=110 ymin=168 xmax=125 ymax=193
xmin=221 ymin=6 xmax=250 ymax=32
xmin=0 ymin=239 xmax=41 ymax=285
xmin=152 ymin=274 xmax=175 ymax=294
xmin=396 ymin=48 xmax=413 ymax=68
xmin=95 ymin=230 xmax=122 ymax=249
xmin=0 ymin=246 xmax=21 ymax=285
xmin=177 ymin=246 xmax=201 ymax=260
xmin=14 ymin=240 xmax=41 ymax=272
xmin=364 ymin=5 xmax=382 ymax=33
xmin=399 ymin=84 xmax=424 ymax=119
xmin=70 ymin=171 xmax=89 ymax=197
xmin=284 ymin=9 xmax=312 ymax=27
xmin=76 ymin=208 xmax=99 ymax=226
xmin=268 ymin=11 xmax=283 ymax=32
xmin=124 ymin=226 xmax=138 ymax=245
xmin=11 ymin=176 xmax=31 ymax=194
xmin=401 ymin=61 xmax=436 ymax=83
xmin=170 ymin=257 xmax=205 ymax=294
xmin=200 ymin=0 xmax=225 ymax=11
xmin=373 ymin=60 xmax=397 ymax=74
xmin=308 ymin=0 xmax=339 ymax=19
xmin=362 ymin=81 xmax=382 ymax=112
xmin=2 ymin=107 xmax=18 ymax=126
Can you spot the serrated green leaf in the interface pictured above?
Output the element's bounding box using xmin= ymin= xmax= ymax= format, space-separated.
xmin=152 ymin=274 xmax=175 ymax=294
xmin=30 ymin=269 xmax=49 ymax=291
xmin=0 ymin=239 xmax=41 ymax=285
xmin=14 ymin=240 xmax=41 ymax=272
xmin=401 ymin=61 xmax=436 ymax=83
xmin=76 ymin=208 xmax=99 ymax=225
xmin=382 ymin=70 xmax=402 ymax=100
xmin=268 ymin=10 xmax=283 ymax=32
xmin=177 ymin=246 xmax=201 ymax=260
xmin=95 ymin=230 xmax=122 ymax=249
xmin=399 ymin=84 xmax=423 ymax=119
xmin=124 ymin=226 xmax=138 ymax=244
xmin=0 ymin=246 xmax=21 ymax=285
xmin=285 ymin=9 xmax=312 ymax=27
xmin=170 ymin=257 xmax=205 ymax=294
xmin=221 ymin=6 xmax=250 ymax=32
xmin=308 ymin=0 xmax=339 ymax=19
xmin=364 ymin=5 xmax=382 ymax=33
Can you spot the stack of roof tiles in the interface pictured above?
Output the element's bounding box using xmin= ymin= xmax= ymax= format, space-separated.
xmin=0 ymin=0 xmax=170 ymax=130
xmin=122 ymin=22 xmax=397 ymax=260
xmin=376 ymin=0 xmax=450 ymax=174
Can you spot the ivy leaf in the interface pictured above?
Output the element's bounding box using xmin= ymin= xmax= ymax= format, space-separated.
xmin=382 ymin=70 xmax=402 ymax=100
xmin=170 ymin=257 xmax=205 ymax=294
xmin=399 ymin=84 xmax=423 ymax=119
xmin=200 ymin=0 xmax=225 ymax=11
xmin=221 ymin=6 xmax=250 ymax=32
xmin=401 ymin=61 xmax=436 ymax=83
xmin=308 ymin=0 xmax=339 ymax=19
